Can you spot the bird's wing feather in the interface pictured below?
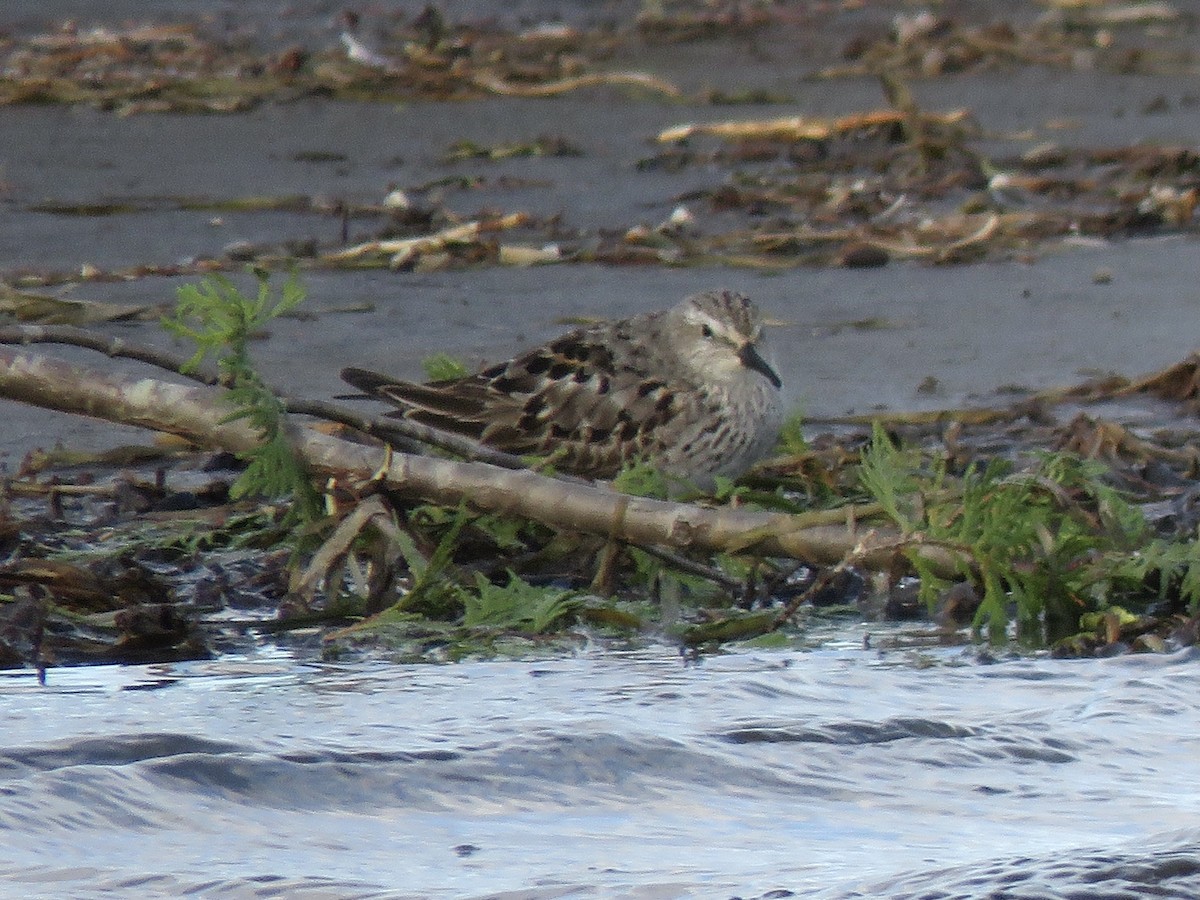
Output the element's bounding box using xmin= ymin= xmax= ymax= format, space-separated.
xmin=340 ymin=325 xmax=698 ymax=476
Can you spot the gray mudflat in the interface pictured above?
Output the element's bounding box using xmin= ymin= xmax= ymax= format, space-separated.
xmin=2 ymin=3 xmax=1199 ymax=464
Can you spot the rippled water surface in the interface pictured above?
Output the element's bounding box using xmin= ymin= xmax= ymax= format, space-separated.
xmin=1 ymin=640 xmax=1197 ymax=899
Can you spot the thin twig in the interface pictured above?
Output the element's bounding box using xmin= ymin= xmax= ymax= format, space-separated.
xmin=283 ymin=396 xmax=562 ymax=474
xmin=860 ymin=213 xmax=1001 ymax=259
xmin=0 ymin=324 xmax=223 ymax=384
xmin=657 ymin=107 xmax=972 ymax=143
xmin=634 ymin=543 xmax=745 ymax=592
xmin=771 ymin=565 xmax=841 ymax=630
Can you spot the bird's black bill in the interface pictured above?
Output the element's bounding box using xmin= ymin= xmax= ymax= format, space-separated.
xmin=738 ymin=343 xmax=782 ymax=389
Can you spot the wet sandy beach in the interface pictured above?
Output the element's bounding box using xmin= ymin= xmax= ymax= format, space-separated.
xmin=3 ymin=1 xmax=1200 ymax=463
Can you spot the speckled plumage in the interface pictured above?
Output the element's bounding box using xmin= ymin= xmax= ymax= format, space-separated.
xmin=341 ymin=290 xmax=784 ymax=483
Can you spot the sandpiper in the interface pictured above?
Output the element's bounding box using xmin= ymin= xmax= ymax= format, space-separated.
xmin=341 ymin=289 xmax=784 ymax=483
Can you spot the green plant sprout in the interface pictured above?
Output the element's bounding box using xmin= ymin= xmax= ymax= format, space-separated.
xmin=162 ymin=270 xmax=322 ymax=524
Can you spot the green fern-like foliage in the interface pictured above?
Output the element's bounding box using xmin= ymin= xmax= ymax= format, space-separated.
xmin=386 ymin=504 xmax=471 ymax=619
xmin=461 ymin=572 xmax=580 ymax=633
xmin=422 ymin=352 xmax=470 ymax=382
xmin=164 ymin=270 xmax=306 ymax=377
xmin=858 ymin=426 xmax=1151 ymax=642
xmin=1099 ymin=538 xmax=1200 ymax=613
xmin=774 ymin=411 xmax=809 ymax=456
xmin=612 ymin=459 xmax=671 ymax=499
xmin=858 ymin=421 xmax=933 ymax=533
xmin=162 ymin=271 xmax=321 ymax=523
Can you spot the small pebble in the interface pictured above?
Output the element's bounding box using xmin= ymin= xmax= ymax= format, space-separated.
xmin=223 ymin=240 xmax=258 ymax=261
xmin=383 ymin=188 xmax=411 ymax=210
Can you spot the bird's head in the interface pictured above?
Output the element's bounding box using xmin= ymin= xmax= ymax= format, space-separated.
xmin=669 ymin=290 xmax=782 ymax=390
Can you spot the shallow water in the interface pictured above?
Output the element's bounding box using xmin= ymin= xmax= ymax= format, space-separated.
xmin=1 ymin=641 xmax=1197 ymax=899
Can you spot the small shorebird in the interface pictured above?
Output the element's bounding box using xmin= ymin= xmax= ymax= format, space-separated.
xmin=341 ymin=289 xmax=784 ymax=483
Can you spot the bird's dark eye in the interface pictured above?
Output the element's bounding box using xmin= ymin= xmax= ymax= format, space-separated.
xmin=701 ymin=324 xmax=714 ymax=339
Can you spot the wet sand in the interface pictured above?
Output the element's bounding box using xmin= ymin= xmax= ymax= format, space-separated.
xmin=2 ymin=3 xmax=1200 ymax=462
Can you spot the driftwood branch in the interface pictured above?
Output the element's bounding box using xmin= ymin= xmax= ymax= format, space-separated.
xmin=0 ymin=345 xmax=966 ymax=574
xmin=0 ymin=324 xmax=537 ymax=472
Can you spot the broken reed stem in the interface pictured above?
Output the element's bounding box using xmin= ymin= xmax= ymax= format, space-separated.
xmin=633 ymin=542 xmax=745 ymax=592
xmin=472 ymin=70 xmax=682 ymax=98
xmin=656 ymin=108 xmax=972 ymax=143
xmin=322 ymin=212 xmax=530 ymax=265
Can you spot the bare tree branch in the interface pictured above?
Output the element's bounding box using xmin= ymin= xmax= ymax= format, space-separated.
xmin=0 ymin=323 xmax=540 ymax=472
xmin=0 ymin=346 xmax=967 ymax=574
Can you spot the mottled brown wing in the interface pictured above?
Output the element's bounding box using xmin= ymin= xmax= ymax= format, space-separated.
xmin=341 ymin=324 xmax=692 ymax=477
xmin=340 ymin=365 xmax=507 ymax=440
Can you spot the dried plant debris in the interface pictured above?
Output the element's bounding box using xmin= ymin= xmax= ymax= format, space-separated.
xmin=644 ymin=103 xmax=1200 ymax=267
xmin=6 ymin=3 xmax=1190 ymax=116
xmin=7 ymin=120 xmax=1200 ymax=284
xmin=829 ymin=3 xmax=1193 ymax=79
xmin=0 ymin=13 xmax=679 ymax=113
xmin=322 ymin=211 xmax=543 ymax=271
xmin=0 ymin=285 xmax=161 ymax=324
xmin=6 ymin=347 xmax=1200 ymax=670
xmin=442 ymin=135 xmax=584 ymax=163
xmin=0 ymin=449 xmax=281 ymax=669
xmin=3 ymin=5 xmax=1200 ymax=288
xmin=40 ymin=107 xmax=1195 ymax=286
